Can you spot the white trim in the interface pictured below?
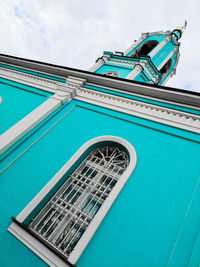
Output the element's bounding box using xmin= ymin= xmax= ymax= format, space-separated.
xmin=88 ymin=58 xmax=105 ymax=72
xmin=0 ymin=93 xmax=71 ymax=155
xmin=0 ymin=57 xmax=199 ymax=107
xmin=8 ymin=223 xmax=69 ymax=267
xmin=123 ymin=31 xmax=166 ymax=56
xmin=157 ymin=49 xmax=176 ymax=71
xmin=123 ymin=35 xmax=147 ymax=56
xmin=126 ymin=64 xmax=143 ymax=80
xmin=104 ymin=58 xmax=159 ymax=83
xmin=75 ymin=87 xmax=200 ymax=133
xmin=0 ymin=61 xmax=66 ymax=80
xmin=0 ymin=66 xmax=59 ymax=93
xmin=149 ymin=38 xmax=168 ymax=58
xmin=85 ymin=82 xmax=200 ymax=111
xmin=8 ymin=136 xmax=137 ymax=265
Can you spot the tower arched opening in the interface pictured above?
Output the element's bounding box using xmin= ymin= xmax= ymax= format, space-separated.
xmin=160 ymin=58 xmax=172 ymax=80
xmin=130 ymin=40 xmax=159 ymax=59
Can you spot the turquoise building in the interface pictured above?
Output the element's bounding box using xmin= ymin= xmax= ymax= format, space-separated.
xmin=0 ymin=25 xmax=200 ymax=267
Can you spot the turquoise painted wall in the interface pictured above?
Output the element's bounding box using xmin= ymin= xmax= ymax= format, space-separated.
xmin=151 ymin=40 xmax=175 ymax=67
xmin=0 ymin=99 xmax=200 ymax=267
xmin=0 ymin=79 xmax=48 ymax=134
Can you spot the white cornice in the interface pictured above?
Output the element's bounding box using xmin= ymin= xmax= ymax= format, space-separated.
xmin=0 ymin=66 xmax=199 ymax=138
xmin=74 ymin=87 xmax=200 ymax=134
xmin=105 ymin=58 xmax=159 ymax=83
xmin=0 ymin=66 xmax=59 ymax=93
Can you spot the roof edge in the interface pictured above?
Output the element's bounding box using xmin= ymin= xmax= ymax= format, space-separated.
xmin=0 ymin=53 xmax=199 ymax=107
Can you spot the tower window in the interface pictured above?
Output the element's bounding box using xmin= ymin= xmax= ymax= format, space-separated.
xmin=160 ymin=58 xmax=172 ymax=79
xmin=103 ymin=71 xmax=119 ymax=77
xmin=130 ymin=40 xmax=159 ymax=59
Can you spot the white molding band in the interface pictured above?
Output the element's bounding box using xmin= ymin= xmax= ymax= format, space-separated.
xmin=0 ymin=65 xmax=199 ymax=157
xmin=104 ymin=58 xmax=159 ymax=83
xmin=85 ymin=82 xmax=200 ymax=111
xmin=0 ymin=66 xmax=59 ymax=93
xmin=8 ymin=136 xmax=137 ymax=265
xmin=75 ymin=87 xmax=200 ymax=134
xmin=0 ymin=92 xmax=71 ymax=155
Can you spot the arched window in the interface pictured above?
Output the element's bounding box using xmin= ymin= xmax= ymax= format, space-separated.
xmin=130 ymin=40 xmax=158 ymax=59
xmin=160 ymin=58 xmax=172 ymax=79
xmin=28 ymin=145 xmax=129 ymax=257
xmin=9 ymin=136 xmax=137 ymax=266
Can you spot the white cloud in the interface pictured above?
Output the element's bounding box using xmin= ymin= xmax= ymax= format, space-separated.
xmin=0 ymin=0 xmax=200 ymax=92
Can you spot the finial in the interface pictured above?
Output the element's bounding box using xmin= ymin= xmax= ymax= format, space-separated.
xmin=179 ymin=20 xmax=187 ymax=34
xmin=172 ymin=20 xmax=187 ymax=40
xmin=182 ymin=20 xmax=187 ymax=30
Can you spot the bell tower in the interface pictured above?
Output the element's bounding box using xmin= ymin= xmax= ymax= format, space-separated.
xmin=89 ymin=22 xmax=187 ymax=85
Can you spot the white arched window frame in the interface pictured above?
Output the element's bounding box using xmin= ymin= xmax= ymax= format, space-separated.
xmin=9 ymin=136 xmax=137 ymax=266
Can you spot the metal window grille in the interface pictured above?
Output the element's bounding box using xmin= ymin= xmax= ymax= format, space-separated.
xmin=29 ymin=145 xmax=129 ymax=258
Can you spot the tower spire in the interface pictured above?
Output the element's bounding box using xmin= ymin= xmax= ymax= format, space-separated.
xmin=172 ymin=20 xmax=187 ymax=40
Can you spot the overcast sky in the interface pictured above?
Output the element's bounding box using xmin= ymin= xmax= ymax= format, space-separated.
xmin=1 ymin=0 xmax=200 ymax=92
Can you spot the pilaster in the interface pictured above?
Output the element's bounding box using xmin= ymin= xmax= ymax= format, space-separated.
xmin=126 ymin=64 xmax=143 ymax=80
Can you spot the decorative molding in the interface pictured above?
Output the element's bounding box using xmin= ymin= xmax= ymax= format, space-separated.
xmin=85 ymin=82 xmax=200 ymax=111
xmin=104 ymin=57 xmax=159 ymax=83
xmin=75 ymin=87 xmax=200 ymax=133
xmin=140 ymin=60 xmax=159 ymax=83
xmin=0 ymin=66 xmax=60 ymax=93
xmin=66 ymin=76 xmax=86 ymax=90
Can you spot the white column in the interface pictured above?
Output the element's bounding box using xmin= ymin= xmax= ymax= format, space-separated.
xmin=126 ymin=64 xmax=143 ymax=80
xmin=148 ymin=38 xmax=169 ymax=58
xmin=123 ymin=33 xmax=148 ymax=56
xmin=157 ymin=48 xmax=177 ymax=71
xmin=0 ymin=91 xmax=71 ymax=155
